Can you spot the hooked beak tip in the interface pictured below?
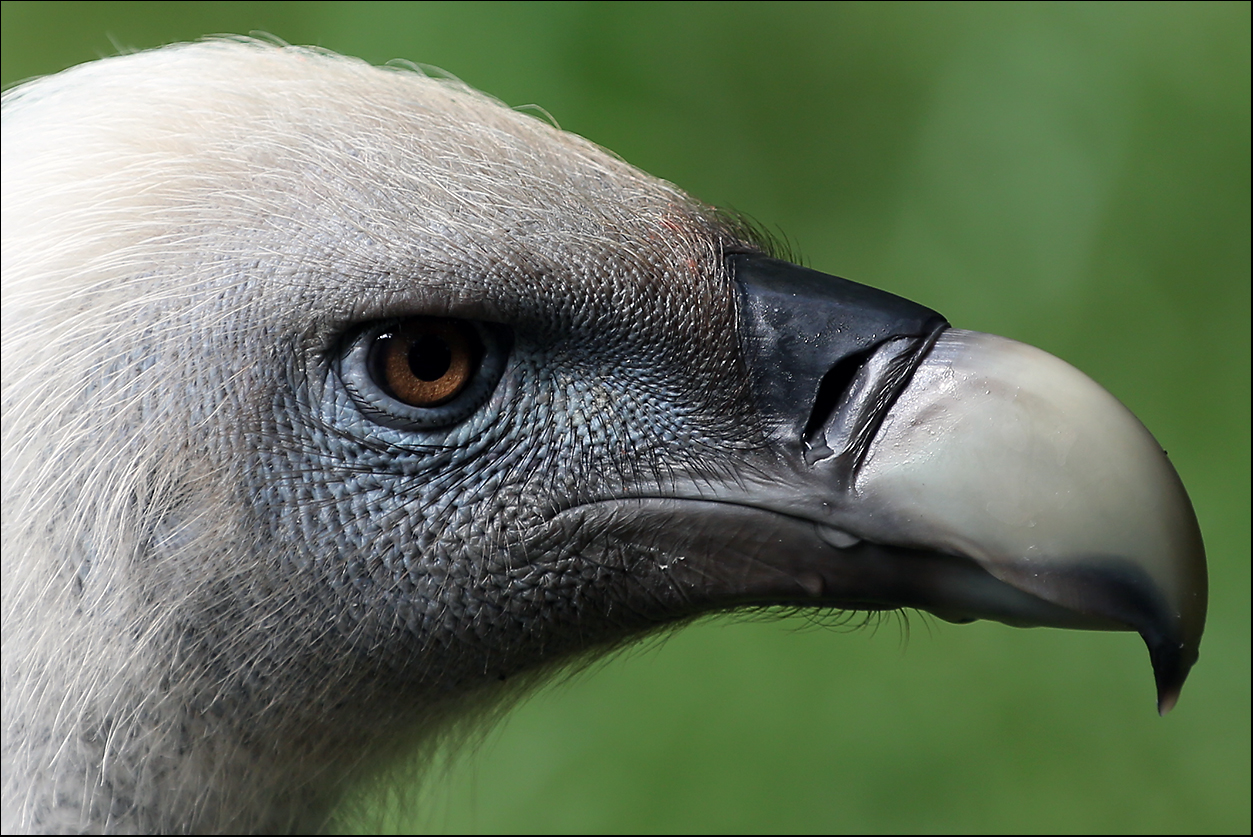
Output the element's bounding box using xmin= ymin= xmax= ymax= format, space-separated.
xmin=1152 ymin=638 xmax=1198 ymax=715
xmin=849 ymin=330 xmax=1207 ymax=709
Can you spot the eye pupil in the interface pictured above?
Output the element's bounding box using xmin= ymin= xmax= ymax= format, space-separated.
xmin=408 ymin=334 xmax=453 ymax=382
xmin=374 ymin=317 xmax=480 ymax=408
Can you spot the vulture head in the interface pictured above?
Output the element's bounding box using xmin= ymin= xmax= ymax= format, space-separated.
xmin=1 ymin=39 xmax=1207 ymax=833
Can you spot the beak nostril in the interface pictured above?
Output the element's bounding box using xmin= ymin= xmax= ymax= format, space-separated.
xmin=802 ymin=349 xmax=874 ymax=447
xmin=797 ymin=330 xmax=948 ymax=473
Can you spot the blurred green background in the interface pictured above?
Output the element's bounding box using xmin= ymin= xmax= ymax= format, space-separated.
xmin=4 ymin=2 xmax=1247 ymax=833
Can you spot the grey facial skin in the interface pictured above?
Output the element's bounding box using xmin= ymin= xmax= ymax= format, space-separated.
xmin=1 ymin=38 xmax=1205 ymax=834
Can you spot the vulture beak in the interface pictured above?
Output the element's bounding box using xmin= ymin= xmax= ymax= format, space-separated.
xmin=612 ymin=255 xmax=1207 ymax=713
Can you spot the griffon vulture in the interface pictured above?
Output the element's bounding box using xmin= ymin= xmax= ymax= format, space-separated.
xmin=0 ymin=39 xmax=1207 ymax=834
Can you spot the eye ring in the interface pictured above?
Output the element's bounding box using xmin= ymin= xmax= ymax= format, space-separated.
xmin=339 ymin=316 xmax=510 ymax=431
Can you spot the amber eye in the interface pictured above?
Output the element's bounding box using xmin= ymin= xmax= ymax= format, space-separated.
xmin=342 ymin=315 xmax=508 ymax=430
xmin=372 ymin=318 xmax=480 ymax=408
